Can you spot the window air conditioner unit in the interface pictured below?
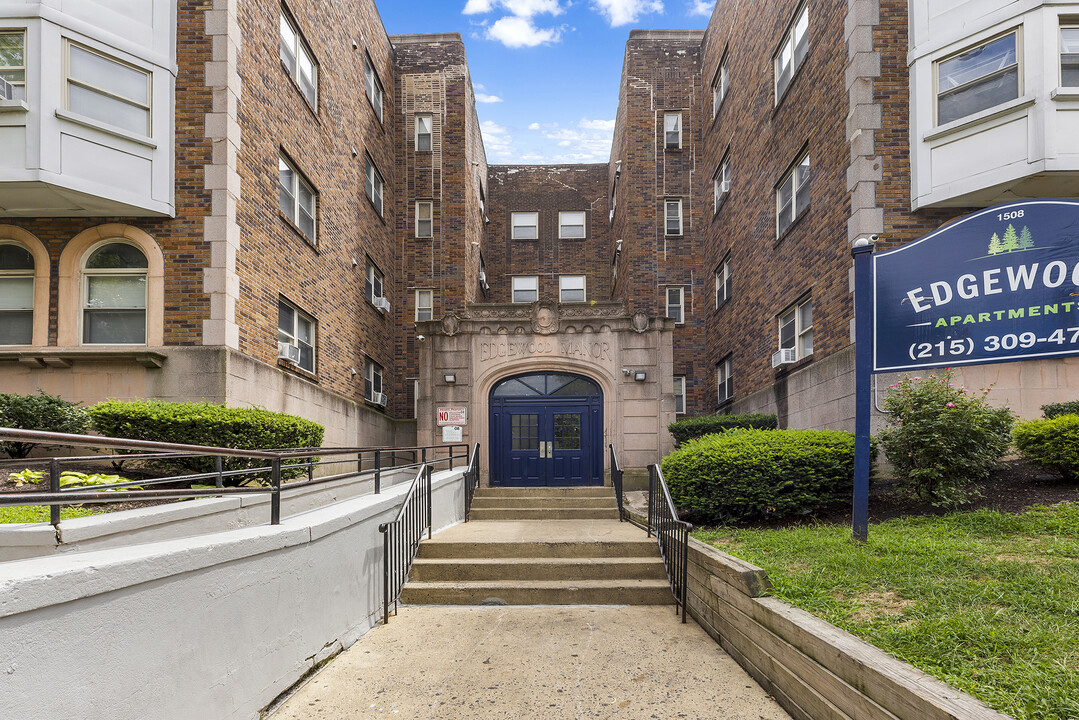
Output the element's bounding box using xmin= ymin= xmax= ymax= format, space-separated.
xmin=0 ymin=78 xmax=14 ymax=101
xmin=277 ymin=342 xmax=301 ymax=364
xmin=771 ymin=348 xmax=797 ymax=368
xmin=720 ymin=180 xmax=730 ymax=193
xmin=371 ymin=391 xmax=388 ymax=406
xmin=373 ymin=296 xmax=391 ymax=313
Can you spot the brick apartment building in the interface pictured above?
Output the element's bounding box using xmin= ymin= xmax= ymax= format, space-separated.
xmin=2 ymin=0 xmax=1078 ymax=485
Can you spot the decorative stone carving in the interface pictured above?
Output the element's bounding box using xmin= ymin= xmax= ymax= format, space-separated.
xmin=531 ymin=301 xmax=560 ymax=335
xmin=632 ymin=312 xmax=649 ymax=333
xmin=441 ymin=314 xmax=461 ymax=336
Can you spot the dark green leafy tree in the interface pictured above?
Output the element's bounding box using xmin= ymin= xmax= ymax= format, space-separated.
xmin=0 ymin=390 xmax=90 ymax=458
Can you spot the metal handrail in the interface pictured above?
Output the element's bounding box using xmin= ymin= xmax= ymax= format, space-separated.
xmin=647 ymin=463 xmax=691 ymax=623
xmin=464 ymin=443 xmax=481 ymax=522
xmin=0 ymin=427 xmax=468 ymax=527
xmin=377 ymin=459 xmax=432 ymax=625
xmin=609 ymin=444 xmax=625 ymax=522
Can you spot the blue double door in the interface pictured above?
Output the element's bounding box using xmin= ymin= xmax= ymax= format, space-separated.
xmin=489 ymin=373 xmax=603 ymax=487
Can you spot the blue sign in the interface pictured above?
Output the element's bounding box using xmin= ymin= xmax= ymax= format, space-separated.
xmin=873 ymin=200 xmax=1079 ymax=372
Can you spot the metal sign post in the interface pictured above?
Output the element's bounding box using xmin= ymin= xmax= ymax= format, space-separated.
xmin=851 ymin=239 xmax=874 ymax=543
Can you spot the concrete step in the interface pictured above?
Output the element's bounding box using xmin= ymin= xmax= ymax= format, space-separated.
xmin=474 ymin=487 xmax=611 ymax=498
xmin=470 ymin=496 xmax=617 ymax=509
xmin=409 ymin=557 xmax=667 ymax=582
xmin=467 ymin=508 xmax=618 ymax=521
xmin=400 ymin=579 xmax=675 ymax=606
xmin=417 ymin=539 xmax=659 ymax=559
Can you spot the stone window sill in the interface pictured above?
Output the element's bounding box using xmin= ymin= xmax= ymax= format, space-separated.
xmin=0 ymin=348 xmax=167 ymax=368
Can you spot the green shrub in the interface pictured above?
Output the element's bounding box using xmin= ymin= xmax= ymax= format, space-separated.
xmin=88 ymin=400 xmax=324 ymax=484
xmin=661 ymin=428 xmax=869 ymax=523
xmin=1041 ymin=401 xmax=1079 ymax=419
xmin=1013 ymin=415 xmax=1079 ymax=481
xmin=878 ymin=371 xmax=1012 ymax=506
xmin=668 ymin=413 xmax=777 ymax=446
xmin=0 ymin=390 xmax=91 ymax=459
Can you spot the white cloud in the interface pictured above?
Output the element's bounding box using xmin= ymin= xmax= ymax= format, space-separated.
xmin=463 ymin=0 xmax=495 ymax=14
xmin=486 ymin=16 xmax=563 ymax=47
xmin=481 ymin=120 xmax=516 ymax=159
xmin=475 ymin=93 xmax=504 ymax=103
xmin=578 ymin=118 xmax=616 ymax=131
xmin=503 ymin=0 xmax=564 ymax=16
xmin=528 ymin=122 xmax=542 ymax=130
xmin=689 ymin=0 xmax=714 ymax=15
xmin=591 ymin=0 xmax=663 ymax=26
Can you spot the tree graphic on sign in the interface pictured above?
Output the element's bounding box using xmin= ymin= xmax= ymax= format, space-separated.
xmin=1018 ymin=225 xmax=1034 ymax=250
xmin=988 ymin=232 xmax=1003 ymax=255
xmin=1000 ymin=224 xmax=1020 ymax=252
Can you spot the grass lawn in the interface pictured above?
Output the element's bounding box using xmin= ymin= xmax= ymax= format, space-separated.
xmin=695 ymin=504 xmax=1079 ymax=720
xmin=0 ymin=505 xmax=106 ymax=524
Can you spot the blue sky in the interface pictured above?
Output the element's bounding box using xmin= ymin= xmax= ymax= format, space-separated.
xmin=376 ymin=0 xmax=715 ymax=165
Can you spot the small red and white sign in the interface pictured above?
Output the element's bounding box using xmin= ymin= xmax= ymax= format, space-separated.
xmin=437 ymin=407 xmax=467 ymax=426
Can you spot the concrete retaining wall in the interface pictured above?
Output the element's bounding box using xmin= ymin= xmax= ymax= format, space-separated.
xmin=686 ymin=537 xmax=1012 ymax=720
xmin=0 ymin=467 xmax=416 ymax=562
xmin=0 ymin=468 xmax=466 ymax=720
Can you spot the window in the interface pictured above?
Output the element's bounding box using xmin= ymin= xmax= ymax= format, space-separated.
xmin=779 ymin=297 xmax=813 ymax=360
xmin=416 ymin=115 xmax=432 ymax=152
xmin=365 ymin=357 xmax=384 ymax=402
xmin=416 ymin=201 xmax=433 ymax=238
xmin=666 ymin=286 xmax=684 ymax=324
xmin=0 ymin=242 xmax=33 ymax=344
xmin=0 ymin=31 xmax=25 ymax=100
xmin=364 ymin=156 xmax=384 ymax=216
xmin=775 ymin=4 xmax=809 ymax=102
xmin=82 ymin=242 xmax=147 ymax=345
xmin=715 ymin=257 xmax=731 ymax=308
xmin=717 ymin=358 xmax=733 ymax=405
xmin=1064 ymin=25 xmax=1079 ymax=86
xmin=415 ymin=289 xmax=433 ymax=321
xmin=511 ymin=212 xmax=538 ymax=240
xmin=665 ymin=199 xmax=683 ymax=236
xmin=664 ymin=112 xmax=682 ymax=149
xmin=559 ymin=275 xmax=586 ymax=303
xmin=714 ymin=157 xmax=730 ymax=211
xmin=365 ymin=260 xmax=384 ymax=303
xmin=936 ymin=32 xmax=1019 ymax=125
xmin=559 ymin=211 xmax=586 ymax=239
xmin=712 ymin=57 xmax=728 ymax=116
xmin=66 ymin=42 xmax=151 ymax=136
xmin=279 ymin=155 xmax=317 ymax=242
xmin=279 ymin=10 xmax=317 ymax=106
xmin=512 ymin=276 xmax=538 ymax=303
xmin=674 ymin=376 xmax=686 ymax=414
xmin=777 ymin=153 xmax=810 ymax=237
xmin=364 ymin=54 xmax=383 ymax=122
xmin=277 ymin=298 xmax=316 ymax=373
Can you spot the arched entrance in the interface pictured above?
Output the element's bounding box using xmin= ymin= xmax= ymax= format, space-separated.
xmin=489 ymin=372 xmax=603 ymax=486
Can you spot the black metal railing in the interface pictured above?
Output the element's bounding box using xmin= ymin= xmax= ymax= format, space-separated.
xmin=464 ymin=443 xmax=481 ymax=522
xmin=647 ymin=463 xmax=691 ymax=623
xmin=609 ymin=444 xmax=625 ymax=522
xmin=378 ymin=461 xmax=432 ymax=624
xmin=0 ymin=428 xmax=468 ymax=527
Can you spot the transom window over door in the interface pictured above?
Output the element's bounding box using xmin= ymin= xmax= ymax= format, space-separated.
xmin=0 ymin=31 xmax=25 ymax=100
xmin=0 ymin=242 xmax=33 ymax=345
xmin=66 ymin=42 xmax=151 ymax=136
xmin=936 ymin=32 xmax=1018 ymax=126
xmin=82 ymin=242 xmax=147 ymax=345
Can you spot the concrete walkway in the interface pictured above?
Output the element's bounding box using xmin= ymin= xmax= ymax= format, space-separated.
xmin=270 ymin=605 xmax=792 ymax=719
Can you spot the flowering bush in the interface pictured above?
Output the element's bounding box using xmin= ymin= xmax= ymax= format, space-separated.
xmin=878 ymin=371 xmax=1012 ymax=506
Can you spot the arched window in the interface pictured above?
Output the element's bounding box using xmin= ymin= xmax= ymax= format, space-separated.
xmin=81 ymin=241 xmax=148 ymax=345
xmin=58 ymin=224 xmax=164 ymax=348
xmin=0 ymin=242 xmax=35 ymax=345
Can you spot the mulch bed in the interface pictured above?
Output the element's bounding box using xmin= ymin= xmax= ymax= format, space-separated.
xmin=0 ymin=463 xmax=183 ymax=515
